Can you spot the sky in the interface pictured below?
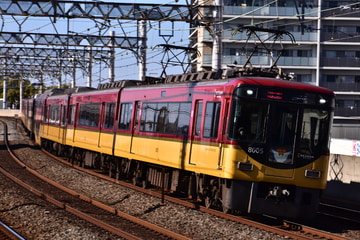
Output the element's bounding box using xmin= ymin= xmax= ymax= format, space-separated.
xmin=0 ymin=0 xmax=192 ymax=87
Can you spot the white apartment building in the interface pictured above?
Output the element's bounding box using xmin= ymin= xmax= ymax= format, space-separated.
xmin=189 ymin=0 xmax=360 ymax=140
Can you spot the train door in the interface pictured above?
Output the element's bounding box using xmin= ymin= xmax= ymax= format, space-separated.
xmin=98 ymin=102 xmax=116 ymax=155
xmin=217 ymin=99 xmax=230 ymax=169
xmin=113 ymin=101 xmax=136 ymax=156
xmin=67 ymin=103 xmax=78 ymax=144
xmin=188 ymin=100 xmax=203 ymax=165
xmin=129 ymin=101 xmax=139 ymax=154
xmin=97 ymin=102 xmax=106 ymax=148
xmin=60 ymin=104 xmax=67 ymax=145
xmin=43 ymin=104 xmax=50 ymax=136
xmin=189 ymin=100 xmax=224 ymax=170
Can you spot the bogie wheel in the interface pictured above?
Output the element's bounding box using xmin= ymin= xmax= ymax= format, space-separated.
xmin=142 ymin=180 xmax=149 ymax=189
xmin=222 ymin=206 xmax=231 ymax=214
xmin=205 ymin=196 xmax=213 ymax=208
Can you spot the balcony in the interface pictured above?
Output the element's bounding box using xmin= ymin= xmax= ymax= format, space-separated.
xmin=202 ymin=55 xmax=317 ymax=67
xmin=320 ymin=82 xmax=360 ymax=92
xmin=224 ymin=6 xmax=318 ymax=17
xmin=322 ymin=7 xmax=360 ymax=18
xmin=203 ymin=55 xmax=271 ymax=66
xmin=320 ymin=58 xmax=360 ymax=68
xmin=334 ymin=106 xmax=360 ymax=117
xmin=321 ymin=32 xmax=360 ymax=42
xmin=199 ymin=28 xmax=318 ymax=43
xmin=276 ymin=56 xmax=317 ymax=66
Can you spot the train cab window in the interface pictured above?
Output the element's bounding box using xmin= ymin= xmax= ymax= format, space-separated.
xmin=268 ymin=105 xmax=298 ymax=164
xmin=228 ymin=101 xmax=267 ymax=142
xmin=119 ymin=103 xmax=133 ymax=130
xmin=298 ymin=109 xmax=330 ymax=154
xmin=204 ymin=102 xmax=221 ymax=138
xmin=104 ymin=103 xmax=115 ymax=129
xmin=78 ymin=103 xmax=101 ymax=128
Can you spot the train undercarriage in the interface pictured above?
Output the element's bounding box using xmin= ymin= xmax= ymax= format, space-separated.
xmin=40 ymin=138 xmax=228 ymax=212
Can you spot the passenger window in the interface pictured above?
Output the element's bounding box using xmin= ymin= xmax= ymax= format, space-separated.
xmin=178 ymin=103 xmax=191 ymax=135
xmin=166 ymin=103 xmax=179 ymax=134
xmin=204 ymin=102 xmax=221 ymax=138
xmin=119 ymin=103 xmax=133 ymax=130
xmin=61 ymin=105 xmax=67 ymax=125
xmin=43 ymin=105 xmax=49 ymax=123
xmin=140 ymin=102 xmax=191 ymax=135
xmin=156 ymin=102 xmax=168 ymax=133
xmin=194 ymin=101 xmax=203 ymax=136
xmin=78 ymin=103 xmax=101 ymax=128
xmin=104 ymin=103 xmax=115 ymax=129
xmin=49 ymin=105 xmax=60 ymax=124
xmin=68 ymin=105 xmax=76 ymax=125
xmin=141 ymin=103 xmax=157 ymax=132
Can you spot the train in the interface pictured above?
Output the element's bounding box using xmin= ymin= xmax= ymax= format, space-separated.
xmin=21 ymin=68 xmax=335 ymax=220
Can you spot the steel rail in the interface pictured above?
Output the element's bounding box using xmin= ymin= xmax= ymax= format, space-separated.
xmin=0 ymin=220 xmax=26 ymax=240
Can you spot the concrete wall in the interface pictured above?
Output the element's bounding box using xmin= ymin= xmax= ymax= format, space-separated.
xmin=0 ymin=109 xmax=21 ymax=117
xmin=325 ymin=139 xmax=360 ymax=205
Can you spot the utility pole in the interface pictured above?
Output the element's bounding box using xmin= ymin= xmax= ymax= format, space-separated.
xmin=108 ymin=31 xmax=115 ymax=83
xmin=138 ymin=20 xmax=147 ymax=81
xmin=212 ymin=0 xmax=223 ymax=71
xmin=87 ymin=47 xmax=93 ymax=87
xmin=72 ymin=56 xmax=76 ymax=88
xmin=2 ymin=78 xmax=7 ymax=109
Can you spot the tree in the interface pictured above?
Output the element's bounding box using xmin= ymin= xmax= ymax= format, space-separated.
xmin=0 ymin=77 xmax=41 ymax=108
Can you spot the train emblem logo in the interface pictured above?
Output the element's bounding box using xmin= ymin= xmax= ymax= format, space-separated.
xmin=352 ymin=141 xmax=360 ymax=157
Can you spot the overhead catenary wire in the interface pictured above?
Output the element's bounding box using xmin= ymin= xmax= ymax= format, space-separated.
xmin=1 ymin=0 xmax=359 ymax=86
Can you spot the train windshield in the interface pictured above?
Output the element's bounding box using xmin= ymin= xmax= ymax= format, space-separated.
xmin=228 ymin=101 xmax=268 ymax=143
xmin=229 ymin=89 xmax=332 ymax=167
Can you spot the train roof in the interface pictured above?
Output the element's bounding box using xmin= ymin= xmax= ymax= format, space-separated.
xmin=235 ymin=77 xmax=334 ymax=95
xmin=33 ymin=69 xmax=334 ymax=99
xmin=119 ymin=76 xmax=334 ymax=96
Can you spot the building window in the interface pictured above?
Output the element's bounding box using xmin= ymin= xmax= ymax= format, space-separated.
xmin=355 ymin=76 xmax=360 ymax=83
xmin=326 ymin=75 xmax=336 ymax=83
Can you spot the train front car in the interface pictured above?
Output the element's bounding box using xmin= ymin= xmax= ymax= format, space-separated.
xmin=223 ymin=77 xmax=334 ymax=219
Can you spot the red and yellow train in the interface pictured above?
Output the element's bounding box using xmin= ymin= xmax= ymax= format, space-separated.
xmin=21 ymin=69 xmax=334 ymax=219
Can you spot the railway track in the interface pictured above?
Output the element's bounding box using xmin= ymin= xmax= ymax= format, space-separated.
xmin=1 ymin=117 xmax=355 ymax=239
xmin=319 ymin=202 xmax=360 ymax=224
xmin=0 ymin=119 xmax=190 ymax=240
xmin=0 ymin=220 xmax=26 ymax=240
